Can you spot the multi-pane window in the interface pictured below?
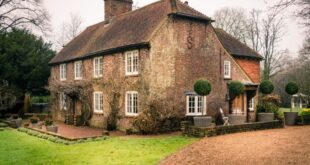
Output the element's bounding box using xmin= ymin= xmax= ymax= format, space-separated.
xmin=125 ymin=91 xmax=138 ymax=116
xmin=75 ymin=61 xmax=83 ymax=80
xmin=93 ymin=92 xmax=103 ymax=113
xmin=224 ymin=60 xmax=231 ymax=79
xmin=186 ymin=95 xmax=206 ymax=116
xmin=93 ymin=57 xmax=103 ymax=78
xmin=125 ymin=50 xmax=139 ymax=75
xmin=60 ymin=64 xmax=67 ymax=81
xmin=59 ymin=93 xmax=67 ymax=110
xmin=249 ymin=98 xmax=255 ymax=111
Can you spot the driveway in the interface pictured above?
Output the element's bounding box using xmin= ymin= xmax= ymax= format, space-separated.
xmin=160 ymin=126 xmax=310 ymax=165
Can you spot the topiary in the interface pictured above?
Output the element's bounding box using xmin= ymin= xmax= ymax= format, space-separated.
xmin=194 ymin=79 xmax=212 ymax=96
xmin=285 ymin=82 xmax=299 ymax=95
xmin=259 ymin=80 xmax=274 ymax=95
xmin=228 ymin=81 xmax=245 ymax=97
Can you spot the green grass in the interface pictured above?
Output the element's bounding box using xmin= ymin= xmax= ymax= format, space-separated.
xmin=0 ymin=130 xmax=196 ymax=165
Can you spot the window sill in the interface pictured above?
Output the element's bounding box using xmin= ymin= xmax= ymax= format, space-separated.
xmin=186 ymin=114 xmax=206 ymax=116
xmin=224 ymin=77 xmax=232 ymax=80
xmin=60 ymin=79 xmax=67 ymax=81
xmin=125 ymin=113 xmax=139 ymax=117
xmin=125 ymin=73 xmax=139 ymax=77
xmin=94 ymin=111 xmax=104 ymax=115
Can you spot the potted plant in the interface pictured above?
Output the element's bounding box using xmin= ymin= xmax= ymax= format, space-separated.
xmin=257 ymin=80 xmax=275 ymax=122
xmin=301 ymin=108 xmax=310 ymax=125
xmin=193 ymin=79 xmax=212 ymax=127
xmin=227 ymin=81 xmax=246 ymax=125
xmin=284 ymin=82 xmax=299 ymax=125
xmin=45 ymin=118 xmax=58 ymax=133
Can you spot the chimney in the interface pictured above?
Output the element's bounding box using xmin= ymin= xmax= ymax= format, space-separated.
xmin=104 ymin=0 xmax=133 ymax=21
xmin=184 ymin=1 xmax=188 ymax=5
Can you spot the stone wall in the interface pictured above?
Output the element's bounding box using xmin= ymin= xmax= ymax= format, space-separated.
xmin=181 ymin=120 xmax=284 ymax=137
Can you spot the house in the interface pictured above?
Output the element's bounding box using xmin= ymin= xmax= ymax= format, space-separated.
xmin=48 ymin=0 xmax=263 ymax=130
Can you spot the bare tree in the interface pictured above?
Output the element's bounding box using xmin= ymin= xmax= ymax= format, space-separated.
xmin=0 ymin=0 xmax=50 ymax=33
xmin=213 ymin=7 xmax=248 ymax=43
xmin=55 ymin=13 xmax=84 ymax=51
xmin=245 ymin=9 xmax=262 ymax=52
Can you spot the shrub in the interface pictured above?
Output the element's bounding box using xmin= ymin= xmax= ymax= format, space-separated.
xmin=285 ymin=82 xmax=299 ymax=95
xmin=194 ymin=79 xmax=211 ymax=96
xmin=30 ymin=117 xmax=39 ymax=124
xmin=301 ymin=108 xmax=310 ymax=116
xmin=261 ymin=94 xmax=281 ymax=106
xmin=257 ymin=102 xmax=280 ymax=118
xmin=133 ymin=106 xmax=161 ymax=134
xmin=228 ymin=81 xmax=245 ymax=97
xmin=259 ymin=80 xmax=274 ymax=94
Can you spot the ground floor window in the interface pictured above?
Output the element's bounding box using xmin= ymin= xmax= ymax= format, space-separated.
xmin=186 ymin=95 xmax=206 ymax=116
xmin=126 ymin=91 xmax=138 ymax=116
xmin=93 ymin=92 xmax=103 ymax=113
xmin=59 ymin=93 xmax=67 ymax=110
xmin=248 ymin=98 xmax=255 ymax=111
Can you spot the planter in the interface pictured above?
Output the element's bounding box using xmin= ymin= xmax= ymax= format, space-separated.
xmin=32 ymin=123 xmax=42 ymax=129
xmin=193 ymin=116 xmax=212 ymax=127
xmin=302 ymin=114 xmax=310 ymax=125
xmin=228 ymin=115 xmax=246 ymax=125
xmin=284 ymin=112 xmax=298 ymax=126
xmin=46 ymin=125 xmax=58 ymax=133
xmin=258 ymin=113 xmax=274 ymax=122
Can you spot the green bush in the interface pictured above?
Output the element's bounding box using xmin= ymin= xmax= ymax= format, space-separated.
xmin=194 ymin=79 xmax=212 ymax=96
xmin=285 ymin=82 xmax=299 ymax=95
xmin=228 ymin=81 xmax=245 ymax=97
xmin=301 ymin=108 xmax=310 ymax=116
xmin=259 ymin=80 xmax=274 ymax=94
xmin=257 ymin=102 xmax=280 ymax=118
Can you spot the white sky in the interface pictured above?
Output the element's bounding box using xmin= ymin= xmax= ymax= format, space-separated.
xmin=43 ymin=0 xmax=306 ymax=56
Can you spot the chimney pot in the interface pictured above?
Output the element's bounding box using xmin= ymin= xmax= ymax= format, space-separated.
xmin=184 ymin=1 xmax=188 ymax=5
xmin=104 ymin=0 xmax=133 ymax=21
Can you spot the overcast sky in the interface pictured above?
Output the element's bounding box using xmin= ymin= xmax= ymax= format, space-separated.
xmin=43 ymin=0 xmax=305 ymax=56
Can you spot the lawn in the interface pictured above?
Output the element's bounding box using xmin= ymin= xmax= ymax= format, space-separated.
xmin=0 ymin=130 xmax=196 ymax=165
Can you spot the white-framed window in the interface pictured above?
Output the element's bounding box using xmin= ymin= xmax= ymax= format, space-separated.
xmin=93 ymin=57 xmax=103 ymax=78
xmin=74 ymin=61 xmax=83 ymax=80
xmin=249 ymin=98 xmax=255 ymax=111
xmin=224 ymin=60 xmax=231 ymax=79
xmin=125 ymin=50 xmax=139 ymax=76
xmin=59 ymin=93 xmax=67 ymax=110
xmin=93 ymin=92 xmax=103 ymax=113
xmin=125 ymin=91 xmax=138 ymax=116
xmin=60 ymin=64 xmax=67 ymax=81
xmin=186 ymin=95 xmax=207 ymax=116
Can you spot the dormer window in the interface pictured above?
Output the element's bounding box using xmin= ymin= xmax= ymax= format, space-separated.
xmin=75 ymin=61 xmax=83 ymax=80
xmin=224 ymin=60 xmax=231 ymax=79
xmin=60 ymin=64 xmax=67 ymax=81
xmin=125 ymin=50 xmax=139 ymax=76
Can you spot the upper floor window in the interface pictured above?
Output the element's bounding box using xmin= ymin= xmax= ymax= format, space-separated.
xmin=125 ymin=50 xmax=139 ymax=76
xmin=93 ymin=92 xmax=103 ymax=113
xmin=224 ymin=60 xmax=231 ymax=79
xmin=93 ymin=57 xmax=103 ymax=78
xmin=60 ymin=64 xmax=67 ymax=81
xmin=125 ymin=91 xmax=138 ymax=116
xmin=75 ymin=61 xmax=83 ymax=80
xmin=186 ymin=95 xmax=206 ymax=116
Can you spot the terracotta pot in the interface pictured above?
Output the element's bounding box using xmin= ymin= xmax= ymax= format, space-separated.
xmin=284 ymin=112 xmax=298 ymax=126
xmin=258 ymin=113 xmax=274 ymax=122
xmin=193 ymin=116 xmax=212 ymax=127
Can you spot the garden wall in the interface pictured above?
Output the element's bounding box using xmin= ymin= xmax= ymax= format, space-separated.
xmin=181 ymin=120 xmax=284 ymax=137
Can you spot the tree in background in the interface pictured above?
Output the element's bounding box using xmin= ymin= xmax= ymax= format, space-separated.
xmin=0 ymin=0 xmax=50 ymax=34
xmin=0 ymin=28 xmax=55 ymax=112
xmin=54 ymin=13 xmax=84 ymax=51
xmin=212 ymin=7 xmax=285 ymax=80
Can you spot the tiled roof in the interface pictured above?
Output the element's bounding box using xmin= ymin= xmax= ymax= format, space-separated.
xmin=49 ymin=0 xmax=212 ymax=65
xmin=215 ymin=28 xmax=263 ymax=60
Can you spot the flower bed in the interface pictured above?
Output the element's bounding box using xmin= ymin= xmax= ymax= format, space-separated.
xmin=181 ymin=120 xmax=284 ymax=137
xmin=18 ymin=127 xmax=108 ymax=145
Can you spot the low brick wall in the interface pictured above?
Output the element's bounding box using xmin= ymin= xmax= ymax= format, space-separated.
xmin=181 ymin=120 xmax=284 ymax=137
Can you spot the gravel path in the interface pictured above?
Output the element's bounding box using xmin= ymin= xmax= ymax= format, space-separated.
xmin=160 ymin=126 xmax=310 ymax=165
